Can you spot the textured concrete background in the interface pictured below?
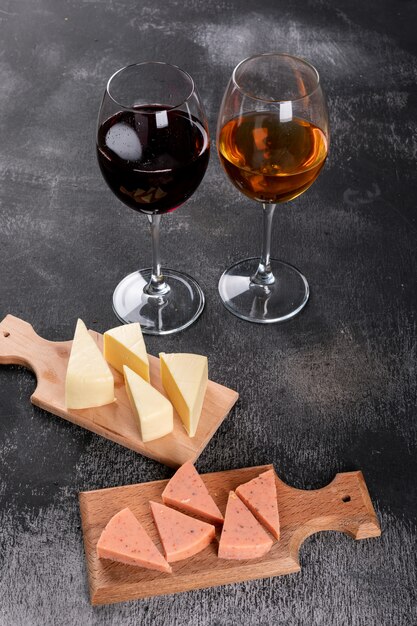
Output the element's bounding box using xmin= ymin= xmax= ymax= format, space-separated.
xmin=0 ymin=0 xmax=416 ymax=624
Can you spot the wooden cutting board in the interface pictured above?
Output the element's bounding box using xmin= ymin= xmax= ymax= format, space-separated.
xmin=79 ymin=465 xmax=381 ymax=605
xmin=0 ymin=315 xmax=238 ymax=467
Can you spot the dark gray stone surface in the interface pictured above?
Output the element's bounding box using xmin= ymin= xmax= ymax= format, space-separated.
xmin=0 ymin=0 xmax=416 ymax=624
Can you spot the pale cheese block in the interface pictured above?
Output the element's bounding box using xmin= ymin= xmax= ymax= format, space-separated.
xmin=236 ymin=469 xmax=280 ymax=539
xmin=104 ymin=323 xmax=150 ymax=382
xmin=159 ymin=353 xmax=208 ymax=438
xmin=96 ymin=507 xmax=171 ymax=573
xmin=65 ymin=319 xmax=114 ymax=409
xmin=162 ymin=461 xmax=223 ymax=524
xmin=123 ymin=365 xmax=173 ymax=442
xmin=150 ymin=501 xmax=215 ymax=563
xmin=218 ymin=492 xmax=273 ymax=560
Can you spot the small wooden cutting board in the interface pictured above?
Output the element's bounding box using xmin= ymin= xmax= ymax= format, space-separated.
xmin=79 ymin=465 xmax=381 ymax=605
xmin=0 ymin=315 xmax=238 ymax=467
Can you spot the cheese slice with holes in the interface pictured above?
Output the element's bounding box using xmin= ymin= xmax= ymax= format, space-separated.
xmin=236 ymin=469 xmax=280 ymax=539
xmin=150 ymin=501 xmax=215 ymax=562
xmin=218 ymin=492 xmax=273 ymax=560
xmin=162 ymin=461 xmax=223 ymax=524
xmin=65 ymin=319 xmax=114 ymax=409
xmin=104 ymin=323 xmax=149 ymax=382
xmin=123 ymin=365 xmax=173 ymax=442
xmin=159 ymin=353 xmax=208 ymax=437
xmin=96 ymin=507 xmax=171 ymax=573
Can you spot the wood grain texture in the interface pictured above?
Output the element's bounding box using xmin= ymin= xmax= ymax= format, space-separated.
xmin=79 ymin=465 xmax=380 ymax=605
xmin=0 ymin=315 xmax=238 ymax=467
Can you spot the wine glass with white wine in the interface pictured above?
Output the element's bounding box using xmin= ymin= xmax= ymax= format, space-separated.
xmin=217 ymin=53 xmax=329 ymax=323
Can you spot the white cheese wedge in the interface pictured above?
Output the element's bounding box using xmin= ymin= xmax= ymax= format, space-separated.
xmin=159 ymin=353 xmax=208 ymax=438
xmin=65 ymin=319 xmax=115 ymax=409
xmin=123 ymin=365 xmax=173 ymax=442
xmin=104 ymin=323 xmax=150 ymax=382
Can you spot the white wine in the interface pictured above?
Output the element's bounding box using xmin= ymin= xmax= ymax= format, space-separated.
xmin=218 ymin=112 xmax=328 ymax=203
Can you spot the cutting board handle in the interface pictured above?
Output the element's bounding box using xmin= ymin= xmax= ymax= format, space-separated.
xmin=0 ymin=315 xmax=45 ymax=372
xmin=281 ymin=470 xmax=381 ymax=561
xmin=0 ymin=314 xmax=71 ymax=384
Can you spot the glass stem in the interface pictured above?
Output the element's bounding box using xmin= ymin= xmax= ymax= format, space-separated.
xmin=144 ymin=214 xmax=171 ymax=296
xmin=251 ymin=203 xmax=276 ymax=285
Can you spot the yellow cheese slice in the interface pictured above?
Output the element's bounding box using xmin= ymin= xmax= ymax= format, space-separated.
xmin=123 ymin=365 xmax=173 ymax=442
xmin=65 ymin=319 xmax=114 ymax=409
xmin=159 ymin=353 xmax=208 ymax=438
xmin=104 ymin=323 xmax=149 ymax=382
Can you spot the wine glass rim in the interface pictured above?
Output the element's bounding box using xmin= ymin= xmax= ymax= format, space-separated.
xmin=232 ymin=52 xmax=321 ymax=103
xmin=106 ymin=61 xmax=196 ymax=112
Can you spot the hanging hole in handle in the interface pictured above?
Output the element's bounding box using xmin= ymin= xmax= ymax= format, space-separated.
xmin=342 ymin=495 xmax=351 ymax=503
xmin=3 ymin=331 xmax=10 ymax=337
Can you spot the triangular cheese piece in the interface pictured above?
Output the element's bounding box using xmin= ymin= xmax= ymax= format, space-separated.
xmin=236 ymin=469 xmax=280 ymax=539
xmin=104 ymin=323 xmax=149 ymax=382
xmin=218 ymin=491 xmax=273 ymax=560
xmin=123 ymin=366 xmax=173 ymax=442
xmin=96 ymin=507 xmax=171 ymax=573
xmin=65 ymin=319 xmax=114 ymax=409
xmin=159 ymin=353 xmax=208 ymax=437
xmin=162 ymin=461 xmax=223 ymax=524
xmin=150 ymin=501 xmax=215 ymax=562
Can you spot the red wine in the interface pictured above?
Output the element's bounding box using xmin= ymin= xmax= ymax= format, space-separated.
xmin=97 ymin=107 xmax=210 ymax=215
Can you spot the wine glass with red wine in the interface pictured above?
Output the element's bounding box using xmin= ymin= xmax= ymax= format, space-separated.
xmin=217 ymin=53 xmax=329 ymax=323
xmin=97 ymin=62 xmax=210 ymax=334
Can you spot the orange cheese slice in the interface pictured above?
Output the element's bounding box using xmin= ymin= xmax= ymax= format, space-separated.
xmin=218 ymin=491 xmax=273 ymax=560
xmin=235 ymin=468 xmax=280 ymax=539
xmin=162 ymin=461 xmax=223 ymax=524
xmin=96 ymin=507 xmax=171 ymax=573
xmin=150 ymin=501 xmax=216 ymax=563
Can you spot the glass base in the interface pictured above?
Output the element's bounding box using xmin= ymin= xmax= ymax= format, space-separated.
xmin=218 ymin=257 xmax=309 ymax=324
xmin=113 ymin=269 xmax=205 ymax=335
